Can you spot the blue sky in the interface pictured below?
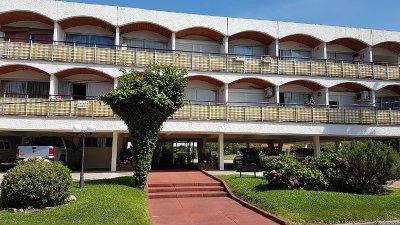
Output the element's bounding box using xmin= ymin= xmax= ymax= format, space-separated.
xmin=62 ymin=0 xmax=400 ymax=32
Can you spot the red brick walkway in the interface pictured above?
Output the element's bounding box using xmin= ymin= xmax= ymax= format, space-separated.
xmin=147 ymin=170 xmax=281 ymax=225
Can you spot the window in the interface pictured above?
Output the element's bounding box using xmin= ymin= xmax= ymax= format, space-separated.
xmin=279 ymin=49 xmax=311 ymax=59
xmin=66 ymin=34 xmax=114 ymax=48
xmin=123 ymin=39 xmax=168 ymax=50
xmin=377 ymin=97 xmax=400 ymax=110
xmin=328 ymin=52 xmax=354 ymax=62
xmin=281 ymin=92 xmax=311 ymax=105
xmin=105 ymin=138 xmax=113 ymax=148
xmin=0 ymin=81 xmax=49 ymax=98
xmin=81 ymin=138 xmax=98 ymax=148
xmin=233 ymin=46 xmax=253 ymax=56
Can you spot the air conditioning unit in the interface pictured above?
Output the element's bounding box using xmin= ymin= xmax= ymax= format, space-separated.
xmin=356 ymin=91 xmax=370 ymax=101
xmin=234 ymin=56 xmax=246 ymax=62
xmin=265 ymin=87 xmax=274 ymax=98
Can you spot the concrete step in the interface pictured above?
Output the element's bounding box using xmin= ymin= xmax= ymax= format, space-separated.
xmin=148 ymin=185 xmax=224 ymax=193
xmin=148 ymin=182 xmax=221 ymax=188
xmin=148 ymin=191 xmax=228 ymax=199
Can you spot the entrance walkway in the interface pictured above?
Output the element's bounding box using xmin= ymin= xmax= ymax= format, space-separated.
xmin=146 ymin=170 xmax=283 ymax=225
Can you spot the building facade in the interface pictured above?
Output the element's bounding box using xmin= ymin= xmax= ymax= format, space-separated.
xmin=0 ymin=0 xmax=399 ymax=170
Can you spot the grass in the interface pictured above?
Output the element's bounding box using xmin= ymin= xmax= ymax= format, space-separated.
xmin=218 ymin=175 xmax=400 ymax=225
xmin=224 ymin=154 xmax=236 ymax=160
xmin=0 ymin=177 xmax=149 ymax=225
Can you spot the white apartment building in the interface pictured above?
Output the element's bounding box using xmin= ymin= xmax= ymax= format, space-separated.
xmin=0 ymin=0 xmax=399 ymax=170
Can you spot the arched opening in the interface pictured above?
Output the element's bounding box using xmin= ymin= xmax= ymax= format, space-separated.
xmin=175 ymin=27 xmax=225 ymax=54
xmin=59 ymin=16 xmax=116 ymax=47
xmin=54 ymin=68 xmax=113 ymax=99
xmin=229 ymin=31 xmax=275 ymax=56
xmin=327 ymin=38 xmax=369 ymax=62
xmin=0 ymin=11 xmax=54 ymax=43
xmin=229 ymin=78 xmax=274 ymax=104
xmin=279 ymin=80 xmax=324 ymax=105
xmin=119 ymin=22 xmax=172 ymax=50
xmin=185 ymin=75 xmax=224 ymax=104
xmin=0 ymin=64 xmax=50 ymax=98
xmin=376 ymin=85 xmax=400 ymax=109
xmin=279 ymin=34 xmax=323 ymax=60
xmin=372 ymin=42 xmax=400 ymax=65
xmin=329 ymin=82 xmax=372 ymax=108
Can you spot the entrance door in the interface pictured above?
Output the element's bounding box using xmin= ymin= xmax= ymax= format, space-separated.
xmin=72 ymin=83 xmax=87 ymax=100
xmin=152 ymin=140 xmax=198 ymax=167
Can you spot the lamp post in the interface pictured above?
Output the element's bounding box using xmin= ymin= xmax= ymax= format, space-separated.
xmin=72 ymin=123 xmax=96 ymax=188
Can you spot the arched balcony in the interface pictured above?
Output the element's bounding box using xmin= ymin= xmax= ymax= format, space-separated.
xmin=228 ymin=31 xmax=275 ymax=56
xmin=279 ymin=34 xmax=323 ymax=60
xmin=329 ymin=82 xmax=372 ymax=109
xmin=185 ymin=75 xmax=224 ymax=104
xmin=372 ymin=42 xmax=400 ymax=65
xmin=228 ymin=78 xmax=275 ymax=105
xmin=327 ymin=38 xmax=370 ymax=62
xmin=279 ymin=80 xmax=325 ymax=105
xmin=54 ymin=68 xmax=113 ymax=99
xmin=175 ymin=27 xmax=224 ymax=54
xmin=376 ymin=84 xmax=400 ymax=109
xmin=0 ymin=11 xmax=54 ymax=43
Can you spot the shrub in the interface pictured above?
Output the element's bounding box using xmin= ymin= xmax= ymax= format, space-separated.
xmin=339 ymin=140 xmax=400 ymax=193
xmin=264 ymin=155 xmax=328 ymax=190
xmin=1 ymin=157 xmax=72 ymax=208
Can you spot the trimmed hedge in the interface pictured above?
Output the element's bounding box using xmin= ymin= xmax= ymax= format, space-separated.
xmin=1 ymin=158 xmax=72 ymax=208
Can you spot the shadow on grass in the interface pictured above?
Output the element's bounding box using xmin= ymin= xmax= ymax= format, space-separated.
xmin=81 ymin=176 xmax=136 ymax=188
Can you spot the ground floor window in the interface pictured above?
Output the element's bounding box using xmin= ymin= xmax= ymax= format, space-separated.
xmin=152 ymin=140 xmax=198 ymax=166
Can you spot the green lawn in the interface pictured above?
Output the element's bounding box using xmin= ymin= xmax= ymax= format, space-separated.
xmin=224 ymin=154 xmax=236 ymax=160
xmin=0 ymin=177 xmax=149 ymax=225
xmin=218 ymin=175 xmax=400 ymax=225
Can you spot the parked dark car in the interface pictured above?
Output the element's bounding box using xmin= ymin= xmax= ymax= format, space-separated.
xmin=233 ymin=148 xmax=263 ymax=165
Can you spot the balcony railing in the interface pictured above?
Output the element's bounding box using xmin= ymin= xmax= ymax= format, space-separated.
xmin=0 ymin=95 xmax=399 ymax=126
xmin=0 ymin=38 xmax=399 ymax=80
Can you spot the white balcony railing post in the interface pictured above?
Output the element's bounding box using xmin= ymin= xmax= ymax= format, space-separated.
xmin=29 ymin=39 xmax=33 ymax=60
xmin=1 ymin=94 xmax=5 ymax=115
xmin=25 ymin=94 xmax=28 ymax=116
xmin=389 ymin=108 xmax=392 ymax=125
xmin=73 ymin=43 xmax=76 ymax=62
xmin=261 ymin=103 xmax=264 ymax=121
xmin=94 ymin=44 xmax=97 ymax=64
xmin=7 ymin=39 xmax=11 ymax=58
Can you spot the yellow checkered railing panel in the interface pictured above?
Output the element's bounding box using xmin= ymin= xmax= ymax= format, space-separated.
xmin=53 ymin=45 xmax=74 ymax=62
xmin=311 ymin=61 xmax=326 ymax=77
xmin=313 ymin=108 xmax=329 ymax=123
xmin=209 ymin=105 xmax=226 ymax=120
xmin=190 ymin=104 xmax=210 ymax=120
xmin=174 ymin=52 xmax=191 ymax=69
xmin=376 ymin=110 xmax=391 ymax=125
xmin=96 ymin=48 xmax=115 ymax=65
xmin=227 ymin=57 xmax=245 ymax=73
xmin=31 ymin=43 xmax=52 ymax=61
xmin=387 ymin=66 xmax=400 ymax=80
xmin=360 ymin=110 xmax=376 ymax=124
xmin=192 ymin=55 xmax=209 ymax=71
xmin=245 ymin=58 xmax=261 ymax=74
xmin=49 ymin=99 xmax=72 ymax=116
xmin=135 ymin=50 xmax=152 ymax=67
xmin=262 ymin=107 xmax=278 ymax=121
xmin=391 ymin=111 xmax=400 ymax=125
xmin=358 ymin=64 xmax=373 ymax=79
xmin=244 ymin=106 xmax=262 ymax=121
xmin=209 ymin=55 xmax=226 ymax=72
xmin=0 ymin=41 xmax=8 ymax=58
xmin=342 ymin=63 xmax=358 ymax=78
xmin=260 ymin=58 xmax=277 ymax=74
xmin=295 ymin=61 xmax=311 ymax=76
xmin=228 ymin=106 xmax=245 ymax=120
xmin=279 ymin=107 xmax=296 ymax=122
xmin=373 ymin=65 xmax=387 ymax=80
xmin=279 ymin=60 xmax=295 ymax=75
xmin=154 ymin=51 xmax=174 ymax=66
xmin=26 ymin=98 xmax=48 ymax=116
xmin=296 ymin=107 xmax=312 ymax=122
xmin=171 ymin=104 xmax=190 ymax=119
xmin=346 ymin=109 xmax=361 ymax=124
xmin=2 ymin=97 xmax=26 ymax=115
xmin=9 ymin=42 xmax=30 ymax=60
xmin=328 ymin=109 xmax=345 ymax=124
xmin=92 ymin=100 xmax=114 ymax=117
xmin=74 ymin=46 xmax=95 ymax=64
xmin=327 ymin=62 xmax=342 ymax=77
xmin=115 ymin=49 xmax=135 ymax=66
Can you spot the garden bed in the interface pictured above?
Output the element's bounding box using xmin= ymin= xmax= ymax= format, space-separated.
xmin=218 ymin=175 xmax=400 ymax=225
xmin=0 ymin=177 xmax=149 ymax=225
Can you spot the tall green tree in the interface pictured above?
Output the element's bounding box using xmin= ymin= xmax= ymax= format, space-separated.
xmin=99 ymin=65 xmax=187 ymax=188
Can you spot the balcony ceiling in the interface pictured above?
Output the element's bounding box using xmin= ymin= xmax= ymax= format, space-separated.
xmin=331 ymin=82 xmax=370 ymax=92
xmin=279 ymin=34 xmax=322 ymax=48
xmin=120 ymin=22 xmax=172 ymax=37
xmin=282 ymin=80 xmax=324 ymax=91
xmin=176 ymin=27 xmax=225 ymax=42
xmin=328 ymin=38 xmax=369 ymax=52
xmin=229 ymin=31 xmax=275 ymax=45
xmin=229 ymin=78 xmax=274 ymax=89
xmin=0 ymin=64 xmax=49 ymax=76
xmin=374 ymin=42 xmax=400 ymax=54
xmin=54 ymin=68 xmax=113 ymax=80
xmin=0 ymin=11 xmax=53 ymax=26
xmin=380 ymin=85 xmax=400 ymax=95
xmin=187 ymin=75 xmax=224 ymax=87
xmin=59 ymin=17 xmax=115 ymax=32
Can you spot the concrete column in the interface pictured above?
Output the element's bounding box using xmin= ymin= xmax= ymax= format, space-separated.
xmin=313 ymin=136 xmax=321 ymax=157
xmin=115 ymin=27 xmax=120 ymax=46
xmin=359 ymin=46 xmax=373 ymax=62
xmin=274 ymin=85 xmax=280 ymax=104
xmin=49 ymin=74 xmax=58 ymax=97
xmin=223 ymin=36 xmax=229 ymax=54
xmin=171 ymin=32 xmax=176 ymax=51
xmin=324 ymin=87 xmax=329 ymax=106
xmin=268 ymin=39 xmax=279 ymax=57
xmin=312 ymin=42 xmax=327 ymax=59
xmin=246 ymin=141 xmax=250 ymax=148
xmin=53 ymin=22 xmax=64 ymax=44
xmin=218 ymin=133 xmax=224 ymax=170
xmin=111 ymin=131 xmax=119 ymax=172
xmin=113 ymin=77 xmax=119 ymax=89
xmin=370 ymin=90 xmax=376 ymax=107
xmin=335 ymin=140 xmax=341 ymax=151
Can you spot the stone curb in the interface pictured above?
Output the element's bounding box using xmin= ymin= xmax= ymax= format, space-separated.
xmin=337 ymin=221 xmax=400 ymax=225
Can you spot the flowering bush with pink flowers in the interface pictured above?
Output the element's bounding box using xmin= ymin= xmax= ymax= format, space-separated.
xmin=264 ymin=155 xmax=328 ymax=190
xmin=120 ymin=156 xmax=134 ymax=166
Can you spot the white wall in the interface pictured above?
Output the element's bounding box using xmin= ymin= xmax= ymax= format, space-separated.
xmin=329 ymin=91 xmax=356 ymax=108
xmin=372 ymin=47 xmax=399 ymax=64
xmin=279 ymin=41 xmax=311 ymax=51
xmin=3 ymin=21 xmax=53 ymax=30
xmin=279 ymin=84 xmax=313 ymax=93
